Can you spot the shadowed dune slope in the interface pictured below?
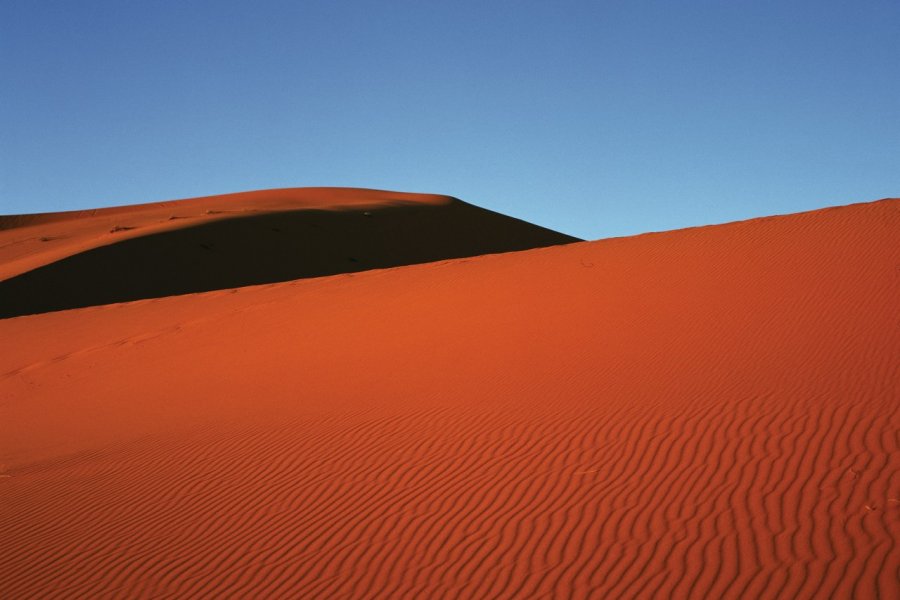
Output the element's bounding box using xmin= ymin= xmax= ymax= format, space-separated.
xmin=0 ymin=188 xmax=453 ymax=280
xmin=0 ymin=188 xmax=579 ymax=318
xmin=1 ymin=198 xmax=898 ymax=599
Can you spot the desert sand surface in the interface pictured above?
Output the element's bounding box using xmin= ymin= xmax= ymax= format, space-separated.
xmin=1 ymin=189 xmax=898 ymax=599
xmin=0 ymin=188 xmax=578 ymax=318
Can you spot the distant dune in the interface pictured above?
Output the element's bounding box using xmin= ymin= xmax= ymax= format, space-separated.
xmin=1 ymin=191 xmax=898 ymax=599
xmin=0 ymin=188 xmax=579 ymax=318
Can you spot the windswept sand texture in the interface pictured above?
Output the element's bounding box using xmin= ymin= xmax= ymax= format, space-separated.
xmin=1 ymin=191 xmax=898 ymax=599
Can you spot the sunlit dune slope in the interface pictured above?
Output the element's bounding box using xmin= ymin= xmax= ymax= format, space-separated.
xmin=0 ymin=188 xmax=579 ymax=318
xmin=1 ymin=197 xmax=898 ymax=599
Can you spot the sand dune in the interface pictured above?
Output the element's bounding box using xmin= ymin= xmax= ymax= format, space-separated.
xmin=1 ymin=192 xmax=898 ymax=598
xmin=0 ymin=188 xmax=578 ymax=318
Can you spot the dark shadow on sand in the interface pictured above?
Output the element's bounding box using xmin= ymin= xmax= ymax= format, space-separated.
xmin=0 ymin=200 xmax=580 ymax=318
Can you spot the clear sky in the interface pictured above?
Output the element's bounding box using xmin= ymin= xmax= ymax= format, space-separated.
xmin=2 ymin=1 xmax=898 ymax=240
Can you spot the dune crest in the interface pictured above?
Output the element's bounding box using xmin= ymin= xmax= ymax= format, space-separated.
xmin=0 ymin=187 xmax=579 ymax=318
xmin=1 ymin=195 xmax=898 ymax=599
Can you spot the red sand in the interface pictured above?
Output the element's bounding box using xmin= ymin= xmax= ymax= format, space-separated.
xmin=1 ymin=190 xmax=898 ymax=598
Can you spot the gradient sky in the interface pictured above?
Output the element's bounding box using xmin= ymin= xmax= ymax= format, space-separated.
xmin=2 ymin=1 xmax=898 ymax=240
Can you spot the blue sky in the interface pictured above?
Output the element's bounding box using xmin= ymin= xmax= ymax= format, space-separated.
xmin=2 ymin=1 xmax=898 ymax=240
